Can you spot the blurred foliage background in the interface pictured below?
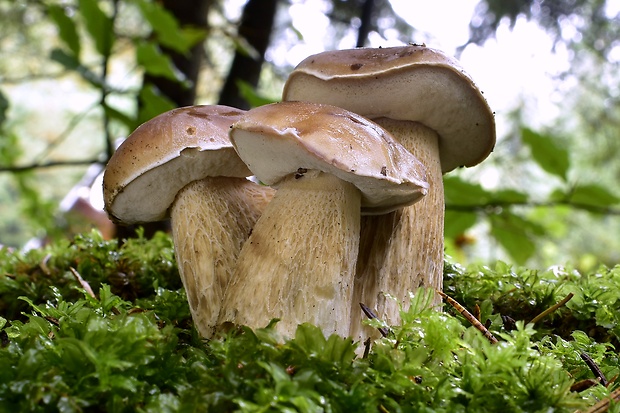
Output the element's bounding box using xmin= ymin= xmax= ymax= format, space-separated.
xmin=0 ymin=0 xmax=618 ymax=271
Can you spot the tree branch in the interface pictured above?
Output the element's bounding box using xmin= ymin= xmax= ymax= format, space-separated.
xmin=0 ymin=160 xmax=103 ymax=173
xmin=447 ymin=200 xmax=620 ymax=216
xmin=32 ymin=102 xmax=100 ymax=165
xmin=356 ymin=0 xmax=375 ymax=47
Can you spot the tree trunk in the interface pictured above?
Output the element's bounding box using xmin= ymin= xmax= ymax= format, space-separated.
xmin=218 ymin=0 xmax=278 ymax=109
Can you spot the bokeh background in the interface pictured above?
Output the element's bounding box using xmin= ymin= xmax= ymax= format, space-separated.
xmin=0 ymin=0 xmax=619 ymax=271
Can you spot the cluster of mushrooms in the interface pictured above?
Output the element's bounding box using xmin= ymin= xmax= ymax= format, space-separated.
xmin=102 ymin=45 xmax=496 ymax=343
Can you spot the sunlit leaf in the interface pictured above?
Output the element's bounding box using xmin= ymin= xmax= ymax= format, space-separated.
xmin=48 ymin=5 xmax=81 ymax=58
xmin=136 ymin=41 xmax=186 ymax=82
xmin=289 ymin=25 xmax=304 ymax=41
xmin=231 ymin=34 xmax=260 ymax=60
xmin=180 ymin=27 xmax=209 ymax=50
xmin=137 ymin=85 xmax=176 ymax=124
xmin=568 ymin=183 xmax=620 ymax=207
xmin=236 ymin=80 xmax=278 ymax=108
xmin=135 ymin=0 xmax=205 ymax=54
xmin=102 ymin=103 xmax=136 ymax=130
xmin=521 ymin=128 xmax=570 ymax=181
xmin=77 ymin=0 xmax=114 ymax=57
xmin=50 ymin=48 xmax=102 ymax=87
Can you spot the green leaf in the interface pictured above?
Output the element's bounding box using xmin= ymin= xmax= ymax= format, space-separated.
xmin=489 ymin=212 xmax=544 ymax=264
xmin=77 ymin=0 xmax=114 ymax=57
xmin=135 ymin=0 xmax=205 ymax=54
xmin=294 ymin=323 xmax=326 ymax=356
xmin=50 ymin=48 xmax=103 ymax=87
xmin=491 ymin=188 xmax=528 ymax=204
xmin=521 ymin=128 xmax=570 ymax=181
xmin=568 ymin=183 xmax=620 ymax=207
xmin=443 ymin=176 xmax=491 ymax=206
xmin=323 ymin=334 xmax=357 ymax=364
xmin=102 ymin=103 xmax=136 ymax=130
xmin=181 ymin=27 xmax=209 ymax=48
xmin=444 ymin=210 xmax=478 ymax=238
xmin=137 ymin=85 xmax=176 ymax=124
xmin=0 ymin=89 xmax=9 ymax=126
xmin=48 ymin=5 xmax=81 ymax=58
xmin=18 ymin=296 xmax=45 ymax=316
xmin=549 ymin=188 xmax=567 ymax=202
xmin=231 ymin=34 xmax=260 ymax=60
xmin=136 ymin=41 xmax=186 ymax=82
xmin=236 ymin=80 xmax=278 ymax=108
xmin=258 ymin=361 xmax=290 ymax=384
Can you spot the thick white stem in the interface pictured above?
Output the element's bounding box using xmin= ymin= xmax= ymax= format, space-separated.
xmin=171 ymin=177 xmax=274 ymax=338
xmin=351 ymin=120 xmax=444 ymax=342
xmin=218 ymin=171 xmax=361 ymax=338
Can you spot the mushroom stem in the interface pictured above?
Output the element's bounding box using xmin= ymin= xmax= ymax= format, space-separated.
xmin=171 ymin=176 xmax=274 ymax=338
xmin=218 ymin=170 xmax=361 ymax=338
xmin=351 ymin=119 xmax=443 ymax=341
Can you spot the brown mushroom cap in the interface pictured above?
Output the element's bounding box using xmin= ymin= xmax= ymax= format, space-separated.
xmin=103 ymin=105 xmax=251 ymax=224
xmin=282 ymin=45 xmax=496 ymax=173
xmin=229 ymin=101 xmax=429 ymax=214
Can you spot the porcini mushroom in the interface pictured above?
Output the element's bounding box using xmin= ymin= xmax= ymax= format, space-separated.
xmin=282 ymin=45 xmax=496 ymax=341
xmin=103 ymin=105 xmax=274 ymax=338
xmin=217 ymin=101 xmax=428 ymax=338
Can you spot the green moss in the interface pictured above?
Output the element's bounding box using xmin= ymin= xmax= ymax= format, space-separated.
xmin=1 ymin=231 xmax=619 ymax=411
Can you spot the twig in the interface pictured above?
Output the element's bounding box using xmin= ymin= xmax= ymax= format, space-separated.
xmin=580 ymin=352 xmax=608 ymax=387
xmin=69 ymin=267 xmax=95 ymax=298
xmin=32 ymin=102 xmax=100 ymax=165
xmin=0 ymin=159 xmax=103 ymax=173
xmin=437 ymin=290 xmax=499 ymax=344
xmin=359 ymin=303 xmax=390 ymax=338
xmin=582 ymin=387 xmax=620 ymax=413
xmin=362 ymin=337 xmax=371 ymax=359
xmin=39 ymin=253 xmax=52 ymax=276
xmin=528 ymin=292 xmax=574 ymax=325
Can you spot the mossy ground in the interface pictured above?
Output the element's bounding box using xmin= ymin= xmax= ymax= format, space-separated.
xmin=1 ymin=230 xmax=619 ymax=412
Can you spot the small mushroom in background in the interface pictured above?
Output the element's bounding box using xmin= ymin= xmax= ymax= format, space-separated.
xmin=282 ymin=45 xmax=496 ymax=341
xmin=217 ymin=101 xmax=428 ymax=338
xmin=103 ymin=105 xmax=275 ymax=338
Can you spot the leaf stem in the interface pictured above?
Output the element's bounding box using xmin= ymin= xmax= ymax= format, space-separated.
xmin=583 ymin=387 xmax=620 ymax=413
xmin=528 ymin=292 xmax=574 ymax=325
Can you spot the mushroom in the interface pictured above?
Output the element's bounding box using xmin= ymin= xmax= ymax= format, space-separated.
xmin=282 ymin=45 xmax=496 ymax=341
xmin=217 ymin=101 xmax=428 ymax=338
xmin=102 ymin=105 xmax=275 ymax=338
